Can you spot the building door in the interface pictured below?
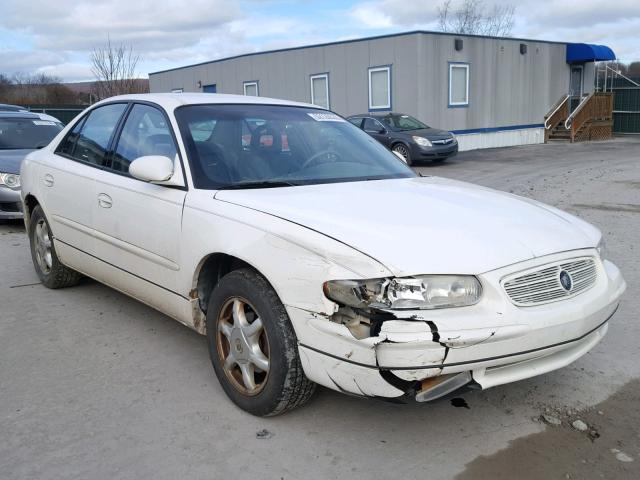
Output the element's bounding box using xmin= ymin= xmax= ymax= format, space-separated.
xmin=203 ymin=84 xmax=217 ymax=93
xmin=569 ymin=66 xmax=583 ymax=111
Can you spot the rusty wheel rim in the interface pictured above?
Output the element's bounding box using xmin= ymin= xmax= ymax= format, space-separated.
xmin=216 ymin=297 xmax=270 ymax=396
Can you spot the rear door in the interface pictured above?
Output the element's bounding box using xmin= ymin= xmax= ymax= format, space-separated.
xmin=46 ymin=103 xmax=127 ymax=254
xmin=90 ymin=102 xmax=186 ymax=292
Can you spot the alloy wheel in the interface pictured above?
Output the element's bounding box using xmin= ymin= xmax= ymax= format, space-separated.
xmin=393 ymin=144 xmax=409 ymax=160
xmin=216 ymin=297 xmax=270 ymax=396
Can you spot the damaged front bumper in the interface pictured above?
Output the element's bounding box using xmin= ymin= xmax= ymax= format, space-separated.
xmin=289 ymin=253 xmax=626 ymax=402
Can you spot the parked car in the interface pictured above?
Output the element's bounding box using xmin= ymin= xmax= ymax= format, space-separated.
xmin=0 ymin=111 xmax=63 ymax=220
xmin=21 ymin=93 xmax=625 ymax=416
xmin=347 ymin=113 xmax=457 ymax=165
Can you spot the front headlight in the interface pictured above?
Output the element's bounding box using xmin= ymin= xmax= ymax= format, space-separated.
xmin=0 ymin=173 xmax=21 ymax=189
xmin=324 ymin=275 xmax=482 ymax=310
xmin=596 ymin=237 xmax=608 ymax=261
xmin=412 ymin=136 xmax=432 ymax=147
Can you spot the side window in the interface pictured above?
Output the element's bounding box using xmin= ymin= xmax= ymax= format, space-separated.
xmin=73 ymin=104 xmax=127 ymax=167
xmin=449 ymin=63 xmax=470 ymax=107
xmin=363 ymin=118 xmax=383 ymax=133
xmin=56 ymin=116 xmax=86 ymax=156
xmin=347 ymin=117 xmax=363 ymax=128
xmin=112 ymin=104 xmax=177 ymax=173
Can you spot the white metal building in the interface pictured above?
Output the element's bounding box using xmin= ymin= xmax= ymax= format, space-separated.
xmin=149 ymin=31 xmax=615 ymax=151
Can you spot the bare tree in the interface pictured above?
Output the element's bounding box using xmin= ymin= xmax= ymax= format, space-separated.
xmin=438 ymin=0 xmax=515 ymax=37
xmin=91 ymin=37 xmax=145 ymax=100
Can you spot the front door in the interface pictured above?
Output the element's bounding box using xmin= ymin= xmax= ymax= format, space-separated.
xmin=569 ymin=65 xmax=583 ymax=111
xmin=363 ymin=117 xmax=391 ymax=147
xmin=91 ymin=103 xmax=186 ymax=293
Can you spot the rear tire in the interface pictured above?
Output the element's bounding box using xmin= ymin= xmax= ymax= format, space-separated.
xmin=206 ymin=268 xmax=315 ymax=416
xmin=29 ymin=205 xmax=81 ymax=289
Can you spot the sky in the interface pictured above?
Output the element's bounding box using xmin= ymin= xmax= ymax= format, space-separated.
xmin=0 ymin=0 xmax=639 ymax=82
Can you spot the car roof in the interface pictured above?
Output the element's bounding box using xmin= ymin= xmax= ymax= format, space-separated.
xmin=0 ymin=111 xmax=43 ymax=120
xmin=0 ymin=103 xmax=28 ymax=112
xmin=0 ymin=111 xmax=62 ymax=122
xmin=100 ymin=92 xmax=320 ymax=111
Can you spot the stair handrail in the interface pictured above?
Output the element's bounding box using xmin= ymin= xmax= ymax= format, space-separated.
xmin=545 ymin=94 xmax=570 ymax=129
xmin=564 ymin=93 xmax=593 ymax=130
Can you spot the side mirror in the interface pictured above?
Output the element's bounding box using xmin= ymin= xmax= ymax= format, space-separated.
xmin=378 ymin=127 xmax=387 ymax=134
xmin=392 ymin=150 xmax=407 ymax=163
xmin=129 ymin=155 xmax=174 ymax=183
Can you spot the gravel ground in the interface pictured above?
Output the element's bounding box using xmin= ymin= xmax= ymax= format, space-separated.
xmin=1 ymin=137 xmax=639 ymax=479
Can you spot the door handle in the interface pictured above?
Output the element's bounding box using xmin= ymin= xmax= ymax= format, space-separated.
xmin=97 ymin=193 xmax=113 ymax=209
xmin=43 ymin=173 xmax=54 ymax=187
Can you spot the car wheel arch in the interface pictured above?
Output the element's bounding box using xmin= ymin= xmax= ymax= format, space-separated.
xmin=192 ymin=252 xmax=278 ymax=317
xmin=391 ymin=140 xmax=411 ymax=151
xmin=23 ymin=193 xmax=40 ymax=229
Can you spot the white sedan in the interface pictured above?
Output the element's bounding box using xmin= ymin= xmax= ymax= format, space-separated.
xmin=21 ymin=93 xmax=626 ymax=416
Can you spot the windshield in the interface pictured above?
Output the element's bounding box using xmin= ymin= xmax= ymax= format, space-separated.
xmin=379 ymin=115 xmax=429 ymax=131
xmin=175 ymin=104 xmax=415 ymax=189
xmin=0 ymin=118 xmax=63 ymax=150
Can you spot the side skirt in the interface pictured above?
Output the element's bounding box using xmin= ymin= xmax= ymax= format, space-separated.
xmin=55 ymin=240 xmax=203 ymax=334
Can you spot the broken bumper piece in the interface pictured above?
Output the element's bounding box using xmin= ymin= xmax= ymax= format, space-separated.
xmin=289 ymin=255 xmax=626 ymax=402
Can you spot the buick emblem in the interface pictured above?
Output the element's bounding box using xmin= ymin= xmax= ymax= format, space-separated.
xmin=559 ymin=270 xmax=572 ymax=291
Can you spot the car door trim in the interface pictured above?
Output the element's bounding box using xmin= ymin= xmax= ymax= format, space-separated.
xmin=55 ymin=237 xmax=189 ymax=301
xmin=52 ymin=214 xmax=180 ymax=271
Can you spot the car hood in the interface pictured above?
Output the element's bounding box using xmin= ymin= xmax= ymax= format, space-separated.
xmin=0 ymin=149 xmax=34 ymax=174
xmin=400 ymin=128 xmax=452 ymax=140
xmin=215 ymin=177 xmax=599 ymax=276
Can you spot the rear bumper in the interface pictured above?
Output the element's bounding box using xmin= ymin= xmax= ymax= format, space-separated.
xmin=0 ymin=186 xmax=23 ymax=219
xmin=289 ymin=252 xmax=626 ymax=401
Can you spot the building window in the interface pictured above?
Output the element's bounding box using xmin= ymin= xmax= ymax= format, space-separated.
xmin=244 ymin=81 xmax=259 ymax=96
xmin=368 ymin=66 xmax=391 ymax=110
xmin=310 ymin=73 xmax=330 ymax=109
xmin=449 ymin=63 xmax=469 ymax=107
xmin=170 ymin=88 xmax=183 ymax=93
xmin=202 ymin=84 xmax=217 ymax=93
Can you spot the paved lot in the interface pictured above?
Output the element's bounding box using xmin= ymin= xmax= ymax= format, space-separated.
xmin=1 ymin=138 xmax=639 ymax=479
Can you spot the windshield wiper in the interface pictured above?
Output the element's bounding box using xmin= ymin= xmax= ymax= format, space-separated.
xmin=216 ymin=180 xmax=299 ymax=190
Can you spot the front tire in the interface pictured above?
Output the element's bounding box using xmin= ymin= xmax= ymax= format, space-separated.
xmin=29 ymin=205 xmax=81 ymax=289
xmin=392 ymin=143 xmax=413 ymax=166
xmin=206 ymin=269 xmax=315 ymax=416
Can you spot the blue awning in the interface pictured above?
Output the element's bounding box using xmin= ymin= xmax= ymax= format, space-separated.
xmin=566 ymin=43 xmax=616 ymax=63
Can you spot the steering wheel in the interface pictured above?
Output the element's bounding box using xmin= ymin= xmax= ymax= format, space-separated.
xmin=300 ymin=150 xmax=342 ymax=170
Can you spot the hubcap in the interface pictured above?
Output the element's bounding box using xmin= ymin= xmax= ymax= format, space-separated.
xmin=393 ymin=145 xmax=409 ymax=159
xmin=216 ymin=297 xmax=270 ymax=395
xmin=34 ymin=219 xmax=53 ymax=275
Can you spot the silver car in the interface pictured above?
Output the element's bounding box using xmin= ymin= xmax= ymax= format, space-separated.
xmin=0 ymin=111 xmax=63 ymax=220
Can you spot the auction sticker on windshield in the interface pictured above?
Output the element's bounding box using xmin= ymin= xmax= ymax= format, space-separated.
xmin=307 ymin=112 xmax=345 ymax=122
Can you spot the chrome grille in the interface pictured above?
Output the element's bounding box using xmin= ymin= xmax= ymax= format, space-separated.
xmin=432 ymin=138 xmax=454 ymax=145
xmin=503 ymin=257 xmax=598 ymax=306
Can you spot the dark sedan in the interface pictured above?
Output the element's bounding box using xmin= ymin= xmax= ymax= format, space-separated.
xmin=347 ymin=113 xmax=457 ymax=165
xmin=0 ymin=111 xmax=63 ymax=220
